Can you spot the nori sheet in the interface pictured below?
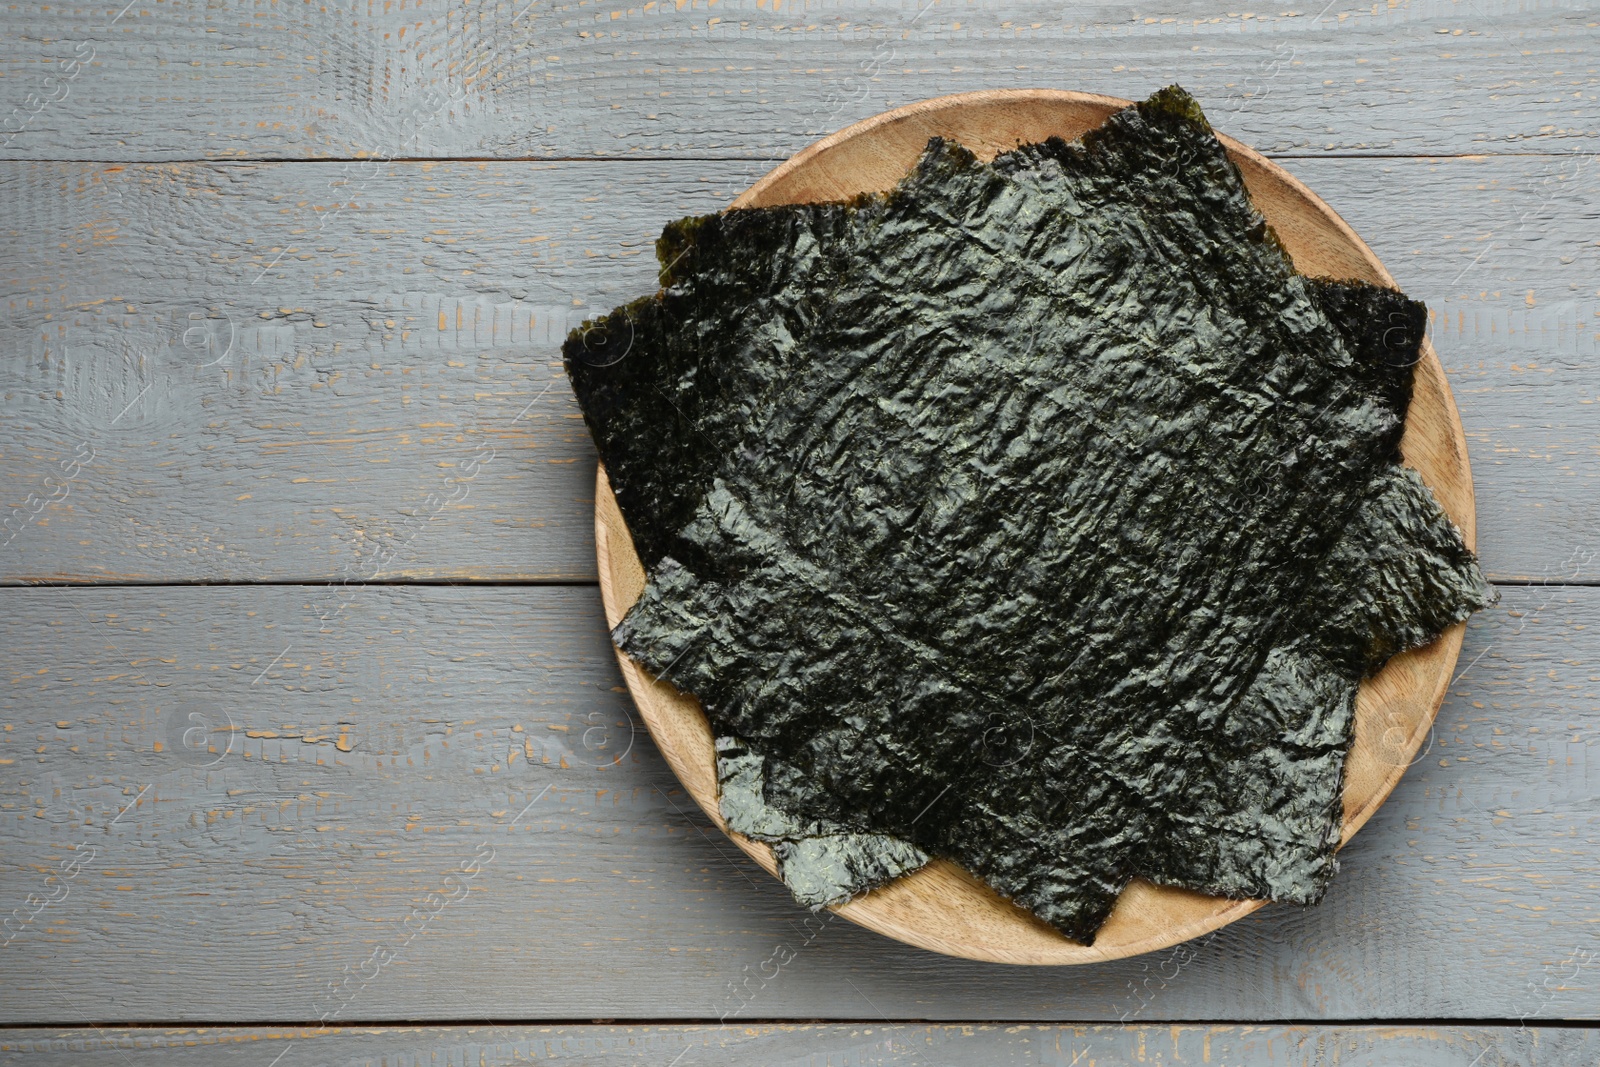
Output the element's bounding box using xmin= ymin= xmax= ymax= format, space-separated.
xmin=566 ymin=86 xmax=1495 ymax=944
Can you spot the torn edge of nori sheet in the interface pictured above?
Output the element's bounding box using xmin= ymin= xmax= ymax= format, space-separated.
xmin=716 ymin=735 xmax=928 ymax=909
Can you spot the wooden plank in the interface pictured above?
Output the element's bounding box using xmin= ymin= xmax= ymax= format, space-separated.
xmin=2 ymin=153 xmax=1596 ymax=585
xmin=1 ymin=1024 xmax=1597 ymax=1065
xmin=0 ymin=157 xmax=769 ymax=583
xmin=0 ymin=1 xmax=1596 ymax=161
xmin=0 ymin=581 xmax=1596 ymax=1022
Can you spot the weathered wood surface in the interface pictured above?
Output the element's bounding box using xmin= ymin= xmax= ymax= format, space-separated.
xmin=2 ymin=1024 xmax=1597 ymax=1065
xmin=0 ymin=158 xmax=755 ymax=583
xmin=3 ymin=154 xmax=1597 ymax=585
xmin=1 ymin=581 xmax=1596 ymax=1022
xmin=0 ymin=1 xmax=1596 ymax=161
xmin=3 ymin=0 xmax=1598 ymax=1043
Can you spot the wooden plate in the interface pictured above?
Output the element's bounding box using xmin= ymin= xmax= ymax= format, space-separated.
xmin=594 ymin=90 xmax=1475 ymax=964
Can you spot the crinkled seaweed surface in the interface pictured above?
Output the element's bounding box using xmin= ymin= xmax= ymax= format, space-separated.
xmin=564 ymin=86 xmax=1494 ymax=945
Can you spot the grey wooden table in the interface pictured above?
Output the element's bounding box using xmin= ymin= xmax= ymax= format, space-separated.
xmin=2 ymin=1 xmax=1598 ymax=1063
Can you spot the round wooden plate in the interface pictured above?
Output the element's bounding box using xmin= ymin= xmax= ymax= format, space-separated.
xmin=594 ymin=90 xmax=1476 ymax=965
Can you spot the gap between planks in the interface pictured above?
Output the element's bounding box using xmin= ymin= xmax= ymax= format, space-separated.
xmin=5 ymin=578 xmax=1591 ymax=588
xmin=0 ymin=151 xmax=1593 ymax=166
xmin=7 ymin=578 xmax=606 ymax=589
xmin=0 ymin=1017 xmax=1597 ymax=1030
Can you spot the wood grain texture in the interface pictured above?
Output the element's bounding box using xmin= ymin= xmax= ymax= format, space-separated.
xmin=0 ymin=1 xmax=1596 ymax=161
xmin=1 ymin=582 xmax=1596 ymax=1022
xmin=2 ymin=1024 xmax=1597 ymax=1065
xmin=594 ymin=89 xmax=1475 ymax=965
xmin=2 ymin=154 xmax=1597 ymax=585
xmin=0 ymin=0 xmax=1594 ymax=1040
xmin=0 ymin=158 xmax=764 ymax=583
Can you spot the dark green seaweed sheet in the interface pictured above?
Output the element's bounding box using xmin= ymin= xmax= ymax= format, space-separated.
xmin=566 ymin=86 xmax=1494 ymax=944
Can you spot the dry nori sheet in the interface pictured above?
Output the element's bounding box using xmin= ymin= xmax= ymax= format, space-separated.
xmin=566 ymin=86 xmax=1494 ymax=943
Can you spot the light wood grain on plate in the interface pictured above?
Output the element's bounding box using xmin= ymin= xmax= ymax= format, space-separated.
xmin=596 ymin=90 xmax=1474 ymax=964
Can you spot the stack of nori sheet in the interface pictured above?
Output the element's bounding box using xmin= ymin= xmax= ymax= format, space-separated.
xmin=564 ymin=86 xmax=1494 ymax=945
